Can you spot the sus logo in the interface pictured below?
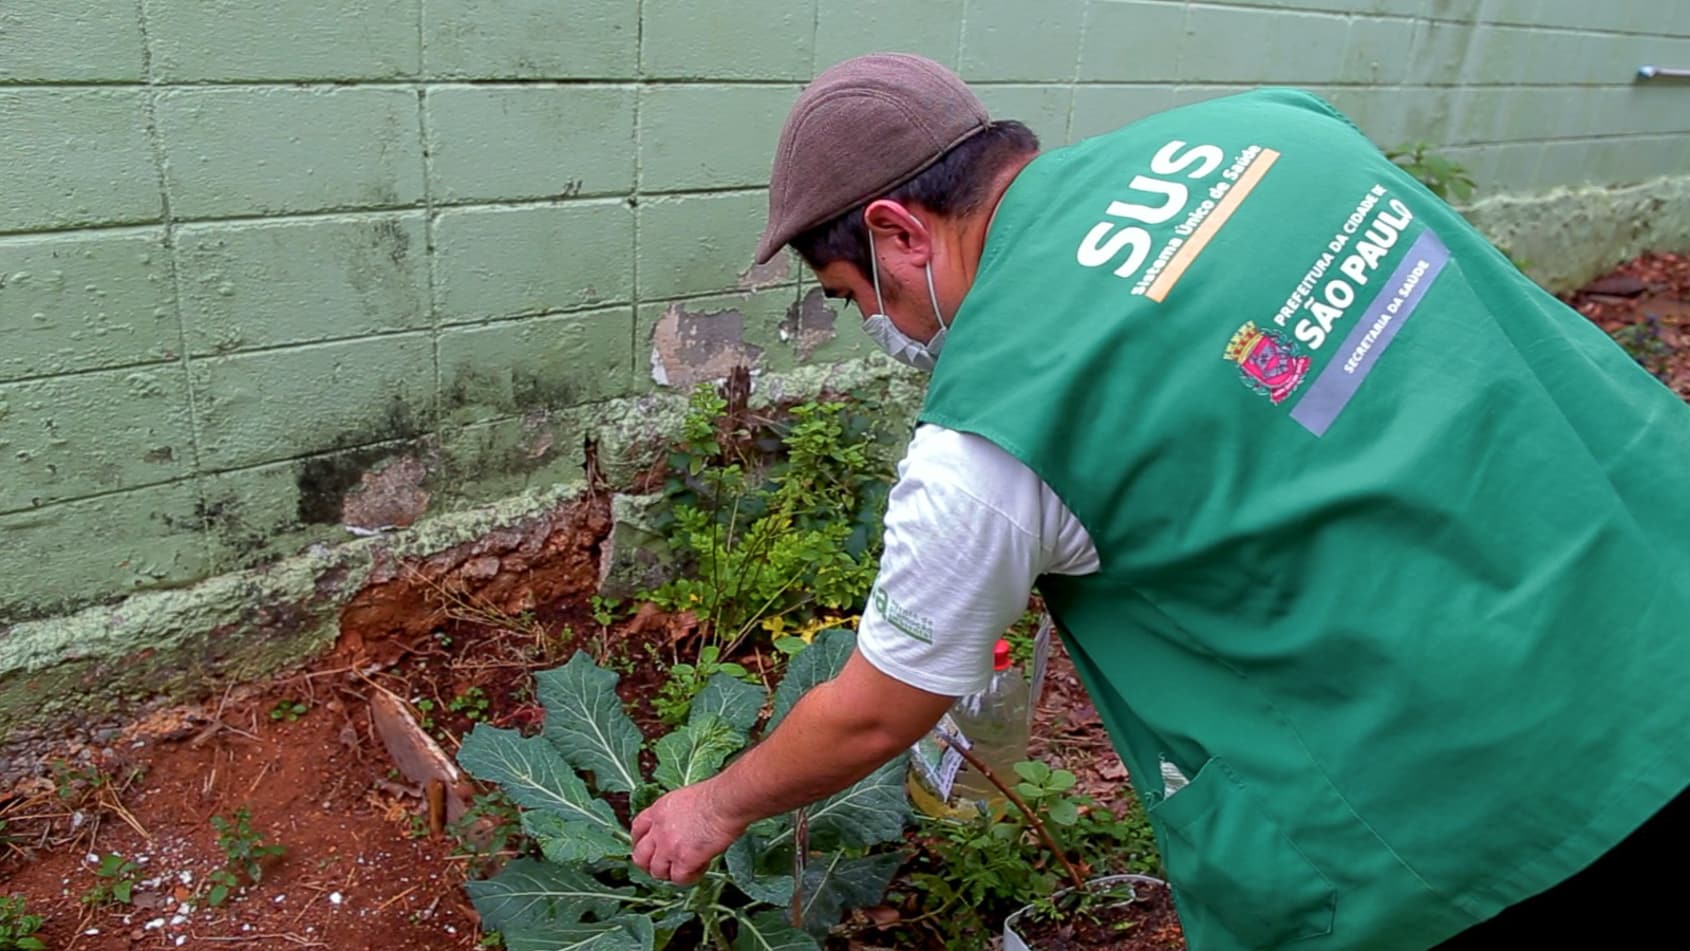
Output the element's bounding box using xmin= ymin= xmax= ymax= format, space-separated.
xmin=1224 ymin=321 xmax=1311 ymax=405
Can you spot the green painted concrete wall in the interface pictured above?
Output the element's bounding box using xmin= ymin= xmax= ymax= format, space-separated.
xmin=3 ymin=0 xmax=1689 ymax=627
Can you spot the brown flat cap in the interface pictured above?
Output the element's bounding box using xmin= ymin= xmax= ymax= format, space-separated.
xmin=753 ymin=52 xmax=991 ymax=264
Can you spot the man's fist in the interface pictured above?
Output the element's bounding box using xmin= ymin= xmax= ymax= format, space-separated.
xmin=631 ymin=780 xmax=746 ymax=886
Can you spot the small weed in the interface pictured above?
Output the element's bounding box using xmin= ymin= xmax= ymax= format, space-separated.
xmin=447 ymin=791 xmax=522 ymax=873
xmin=413 ymin=698 xmax=437 ymax=731
xmin=1611 ymin=315 xmax=1674 ymax=382
xmin=81 ymin=852 xmax=142 ymax=907
xmin=448 ymin=687 xmax=491 ymax=723
xmin=652 ymin=644 xmax=758 ymax=725
xmin=1385 ymin=141 xmax=1476 ymax=204
xmin=589 ymin=595 xmax=621 ymax=628
xmin=268 ymin=700 xmax=309 ymax=723
xmin=202 ymin=807 xmax=285 ymax=906
xmin=0 ymin=894 xmax=45 ymax=951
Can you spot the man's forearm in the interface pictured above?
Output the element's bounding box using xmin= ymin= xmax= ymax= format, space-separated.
xmin=705 ymin=673 xmax=933 ymax=830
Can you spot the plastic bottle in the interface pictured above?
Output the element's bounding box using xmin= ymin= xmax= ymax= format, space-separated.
xmin=906 ymin=639 xmax=1032 ymax=818
xmin=949 ymin=639 xmax=1033 ymax=810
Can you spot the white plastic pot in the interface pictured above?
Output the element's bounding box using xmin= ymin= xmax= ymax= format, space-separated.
xmin=1003 ymin=873 xmax=1168 ymax=951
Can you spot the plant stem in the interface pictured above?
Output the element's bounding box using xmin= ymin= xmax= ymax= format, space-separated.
xmin=944 ymin=737 xmax=1088 ymax=893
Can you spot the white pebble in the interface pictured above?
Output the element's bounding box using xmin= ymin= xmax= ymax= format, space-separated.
xmin=84 ymin=929 xmax=100 ymax=936
xmin=176 ymin=938 xmax=187 ymax=947
xmin=329 ymin=892 xmax=343 ymax=906
xmin=85 ymin=853 xmax=99 ymax=864
xmin=179 ymin=870 xmax=193 ymax=885
xmin=144 ymin=918 xmax=165 ymax=931
xmin=170 ymin=915 xmax=187 ymax=927
xmin=274 ymin=894 xmax=286 ymax=904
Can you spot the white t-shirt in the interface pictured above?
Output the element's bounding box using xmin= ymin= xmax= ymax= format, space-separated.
xmin=855 ymin=423 xmax=1100 ymax=697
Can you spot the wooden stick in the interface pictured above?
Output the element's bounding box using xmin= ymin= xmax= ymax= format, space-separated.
xmin=945 ymin=737 xmax=1088 ymax=892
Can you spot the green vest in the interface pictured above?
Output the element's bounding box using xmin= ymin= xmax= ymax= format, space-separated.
xmin=920 ymin=88 xmax=1690 ymax=950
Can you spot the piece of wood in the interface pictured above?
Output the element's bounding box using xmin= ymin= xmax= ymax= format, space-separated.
xmin=368 ymin=692 xmax=477 ymax=825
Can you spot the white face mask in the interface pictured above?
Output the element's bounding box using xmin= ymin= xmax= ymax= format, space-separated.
xmin=861 ymin=224 xmax=949 ymax=372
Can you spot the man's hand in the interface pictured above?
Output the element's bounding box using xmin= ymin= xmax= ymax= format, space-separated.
xmin=630 ymin=649 xmax=956 ymax=885
xmin=630 ymin=779 xmax=744 ymax=887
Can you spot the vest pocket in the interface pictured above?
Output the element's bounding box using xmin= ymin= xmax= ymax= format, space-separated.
xmin=1149 ymin=756 xmax=1336 ymax=946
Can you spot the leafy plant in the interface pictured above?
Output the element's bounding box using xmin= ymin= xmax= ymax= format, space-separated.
xmin=1385 ymin=141 xmax=1476 ymax=204
xmin=450 ymin=687 xmax=493 ymax=722
xmin=203 ymin=807 xmax=285 ymax=906
xmin=642 ymin=385 xmax=895 ymax=656
xmin=81 ymin=852 xmax=142 ymax=906
xmin=455 ymin=628 xmax=910 ymax=950
xmin=269 ymin=700 xmax=309 ymax=723
xmin=893 ymin=756 xmax=1160 ymax=947
xmin=652 ymin=644 xmax=759 ymax=727
xmin=0 ymin=895 xmax=45 ymax=951
xmin=1611 ymin=315 xmax=1674 ymax=382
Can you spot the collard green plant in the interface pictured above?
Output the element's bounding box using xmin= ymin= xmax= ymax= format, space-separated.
xmin=456 ymin=628 xmax=910 ymax=950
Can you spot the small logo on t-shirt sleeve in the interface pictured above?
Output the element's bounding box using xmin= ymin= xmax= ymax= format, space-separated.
xmin=872 ymin=586 xmax=935 ymax=644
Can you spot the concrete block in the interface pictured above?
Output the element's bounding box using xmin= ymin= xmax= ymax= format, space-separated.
xmin=638 ymin=289 xmax=784 ymax=390
xmin=0 ymin=90 xmax=160 ymax=232
xmin=439 ymin=306 xmax=636 ymax=423
xmin=175 ymin=214 xmax=429 ymax=356
xmin=433 ymin=200 xmax=634 ymax=324
xmin=1070 ymin=85 xmax=1178 ymax=143
xmin=1461 ymin=25 xmax=1579 ymax=86
xmin=642 ymin=0 xmax=816 ymax=80
xmin=962 ymin=0 xmax=1086 ymax=82
xmin=0 ymin=1 xmax=143 ymax=81
xmin=637 ymin=285 xmax=870 ymax=388
xmin=1201 ymin=0 xmax=1421 ymax=15
xmin=435 ymin=415 xmax=588 ymax=509
xmin=638 ymin=85 xmax=800 ymax=192
xmin=1343 ymin=16 xmax=1415 ymax=85
xmin=1079 ymin=1 xmax=1185 ymax=81
xmin=146 ymin=0 xmax=419 ymax=81
xmin=0 ymin=366 xmax=195 ymax=512
xmin=424 ymin=0 xmax=637 ymax=79
xmin=1181 ymin=6 xmax=1350 ymax=84
xmin=1404 ymin=18 xmax=1478 ymax=87
xmin=192 ymin=334 xmax=435 ymax=471
xmin=814 ymin=0 xmax=964 ymax=71
xmin=0 ymin=480 xmax=208 ymax=623
xmin=0 ymin=228 xmax=178 ymax=383
xmin=199 ymin=439 xmax=432 ymax=570
xmin=636 ymin=190 xmax=769 ymax=301
xmin=156 ymin=88 xmax=425 ymax=219
xmin=975 ymin=85 xmax=1073 ymax=148
xmin=427 ymin=85 xmax=636 ymax=204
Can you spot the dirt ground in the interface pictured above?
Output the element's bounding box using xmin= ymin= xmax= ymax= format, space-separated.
xmin=4 ymin=250 xmax=1687 ymax=950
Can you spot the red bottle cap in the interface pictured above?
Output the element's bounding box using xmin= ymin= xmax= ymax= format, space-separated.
xmin=993 ymin=639 xmax=1012 ymax=671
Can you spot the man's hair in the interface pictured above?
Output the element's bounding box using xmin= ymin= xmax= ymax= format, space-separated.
xmin=788 ymin=120 xmax=1040 ymax=277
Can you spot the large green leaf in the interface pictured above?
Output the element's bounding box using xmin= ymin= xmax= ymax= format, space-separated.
xmin=731 ymin=909 xmax=820 ymax=951
xmin=457 ymin=725 xmax=625 ymax=844
xmin=768 ymin=756 xmax=909 ymax=852
xmin=688 ymin=673 xmax=765 ymax=735
xmin=465 ymin=858 xmax=634 ymax=935
xmin=795 ymin=851 xmax=902 ymax=937
xmin=652 ymin=714 xmax=743 ymax=791
xmin=537 ymin=652 xmax=646 ymax=794
xmin=724 ymin=822 xmax=793 ymax=906
xmin=524 ymin=811 xmax=628 ymax=865
xmin=503 ymin=914 xmax=655 ymax=951
xmin=766 ymin=628 xmax=855 ymax=731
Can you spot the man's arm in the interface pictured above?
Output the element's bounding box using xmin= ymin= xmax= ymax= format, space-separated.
xmin=630 ymin=648 xmax=956 ymax=885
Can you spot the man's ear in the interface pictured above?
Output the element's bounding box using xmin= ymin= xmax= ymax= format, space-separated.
xmin=862 ymin=200 xmax=933 ymax=266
